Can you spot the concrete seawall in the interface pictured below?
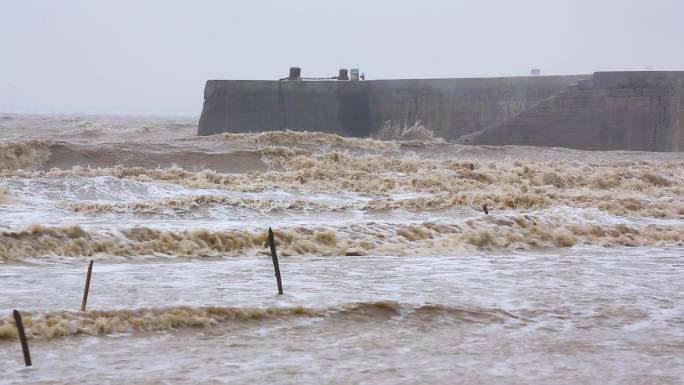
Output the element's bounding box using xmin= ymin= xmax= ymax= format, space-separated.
xmin=199 ymin=80 xmax=370 ymax=137
xmin=462 ymin=71 xmax=684 ymax=151
xmin=199 ymin=71 xmax=684 ymax=151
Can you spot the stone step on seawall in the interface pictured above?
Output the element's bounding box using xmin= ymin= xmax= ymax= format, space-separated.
xmin=458 ymin=72 xmax=684 ymax=151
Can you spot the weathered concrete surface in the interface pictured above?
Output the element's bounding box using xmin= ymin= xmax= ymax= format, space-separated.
xmin=462 ymin=72 xmax=684 ymax=152
xmin=366 ymin=76 xmax=587 ymax=141
xmin=199 ymin=72 xmax=684 ymax=151
xmin=199 ymin=80 xmax=369 ymax=136
xmin=199 ymin=76 xmax=585 ymax=140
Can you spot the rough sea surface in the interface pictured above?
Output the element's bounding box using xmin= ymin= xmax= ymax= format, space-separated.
xmin=1 ymin=114 xmax=683 ymax=384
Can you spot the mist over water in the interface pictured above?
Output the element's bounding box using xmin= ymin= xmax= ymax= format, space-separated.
xmin=0 ymin=114 xmax=683 ymax=384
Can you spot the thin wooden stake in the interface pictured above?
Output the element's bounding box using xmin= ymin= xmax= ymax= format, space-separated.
xmin=268 ymin=227 xmax=284 ymax=295
xmin=81 ymin=260 xmax=94 ymax=311
xmin=13 ymin=310 xmax=31 ymax=367
xmin=482 ymin=204 xmax=489 ymax=215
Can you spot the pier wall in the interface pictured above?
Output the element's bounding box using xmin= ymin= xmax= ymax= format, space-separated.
xmin=199 ymin=72 xmax=684 ymax=151
xmin=462 ymin=71 xmax=684 ymax=151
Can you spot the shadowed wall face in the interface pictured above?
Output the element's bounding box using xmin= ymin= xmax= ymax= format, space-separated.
xmin=198 ymin=72 xmax=684 ymax=151
xmin=199 ymin=75 xmax=584 ymax=139
xmin=366 ymin=76 xmax=587 ymax=141
xmin=199 ymin=80 xmax=369 ymax=136
xmin=465 ymin=72 xmax=684 ymax=151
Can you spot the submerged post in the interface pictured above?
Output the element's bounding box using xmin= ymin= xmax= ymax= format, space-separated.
xmin=12 ymin=310 xmax=31 ymax=367
xmin=268 ymin=227 xmax=284 ymax=295
xmin=482 ymin=204 xmax=489 ymax=215
xmin=81 ymin=260 xmax=94 ymax=311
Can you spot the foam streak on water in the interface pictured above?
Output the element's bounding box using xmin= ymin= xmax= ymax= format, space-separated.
xmin=0 ymin=114 xmax=683 ymax=384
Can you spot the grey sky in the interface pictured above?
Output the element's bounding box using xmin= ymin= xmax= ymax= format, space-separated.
xmin=1 ymin=0 xmax=683 ymax=115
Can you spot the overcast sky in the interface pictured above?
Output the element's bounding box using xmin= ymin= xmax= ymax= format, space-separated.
xmin=1 ymin=0 xmax=683 ymax=115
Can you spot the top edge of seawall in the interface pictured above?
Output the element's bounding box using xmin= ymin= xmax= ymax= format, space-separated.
xmin=593 ymin=70 xmax=684 ymax=75
xmin=205 ymin=74 xmax=593 ymax=83
xmin=205 ymin=71 xmax=684 ymax=83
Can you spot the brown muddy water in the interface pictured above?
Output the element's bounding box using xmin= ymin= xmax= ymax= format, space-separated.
xmin=0 ymin=113 xmax=683 ymax=384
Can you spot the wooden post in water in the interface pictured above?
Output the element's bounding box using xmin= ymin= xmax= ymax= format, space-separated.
xmin=80 ymin=260 xmax=94 ymax=312
xmin=268 ymin=227 xmax=284 ymax=295
xmin=482 ymin=204 xmax=489 ymax=215
xmin=12 ymin=310 xmax=31 ymax=367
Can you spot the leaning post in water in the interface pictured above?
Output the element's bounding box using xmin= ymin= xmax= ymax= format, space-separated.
xmin=80 ymin=260 xmax=94 ymax=311
xmin=12 ymin=310 xmax=32 ymax=367
xmin=268 ymin=227 xmax=284 ymax=295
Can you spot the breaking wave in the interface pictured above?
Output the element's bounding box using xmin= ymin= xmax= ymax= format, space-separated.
xmin=222 ymin=130 xmax=401 ymax=151
xmin=1 ymin=216 xmax=682 ymax=262
xmin=58 ymin=191 xmax=684 ymax=219
xmin=0 ymin=141 xmax=267 ymax=173
xmin=61 ymin=195 xmax=344 ymax=214
xmin=0 ymin=301 xmax=517 ymax=341
xmin=5 ymin=153 xmax=682 ymax=194
xmin=0 ymin=140 xmax=52 ymax=170
xmin=4 ymin=146 xmax=680 ymax=219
